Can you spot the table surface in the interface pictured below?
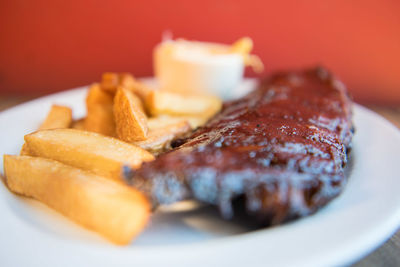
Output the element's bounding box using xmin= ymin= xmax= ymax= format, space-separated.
xmin=1 ymin=94 xmax=399 ymax=267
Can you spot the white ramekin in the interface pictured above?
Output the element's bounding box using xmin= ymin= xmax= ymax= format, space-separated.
xmin=154 ymin=40 xmax=244 ymax=99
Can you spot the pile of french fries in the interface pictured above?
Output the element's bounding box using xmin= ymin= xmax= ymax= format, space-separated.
xmin=85 ymin=73 xmax=221 ymax=152
xmin=3 ymin=72 xmax=222 ymax=245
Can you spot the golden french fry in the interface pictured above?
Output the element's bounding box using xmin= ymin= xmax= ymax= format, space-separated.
xmin=147 ymin=115 xmax=205 ymax=130
xmin=231 ymin=37 xmax=264 ymax=73
xmin=129 ymin=79 xmax=153 ymax=103
xmin=118 ymin=73 xmax=152 ymax=101
xmin=149 ymin=115 xmax=210 ymax=130
xmin=39 ymin=105 xmax=72 ymax=130
xmin=147 ymin=115 xmax=188 ymax=130
xmin=119 ymin=73 xmax=136 ymax=90
xmin=3 ymin=155 xmax=150 ymax=245
xmin=114 ymin=87 xmax=148 ymax=142
xmin=24 ymin=129 xmax=154 ymax=182
xmin=134 ymin=120 xmax=191 ymax=153
xmin=146 ymin=90 xmax=222 ymax=117
xmin=181 ymin=116 xmax=210 ymax=129
xmin=101 ymin=72 xmax=152 ymax=102
xmin=71 ymin=118 xmax=86 ymax=130
xmin=20 ymin=143 xmax=31 ymax=156
xmin=244 ymin=54 xmax=264 ymax=73
xmin=101 ymin=72 xmax=136 ymax=94
xmin=100 ymin=72 xmax=120 ymax=93
xmin=85 ymin=84 xmax=116 ymax=136
xmin=231 ymin=37 xmax=253 ymax=55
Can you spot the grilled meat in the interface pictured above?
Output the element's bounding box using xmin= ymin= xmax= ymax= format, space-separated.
xmin=125 ymin=67 xmax=354 ymax=225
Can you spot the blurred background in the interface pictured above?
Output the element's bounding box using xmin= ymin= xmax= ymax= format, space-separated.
xmin=0 ymin=0 xmax=399 ymax=104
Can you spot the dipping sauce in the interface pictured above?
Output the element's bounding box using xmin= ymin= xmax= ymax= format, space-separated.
xmin=154 ymin=38 xmax=263 ymax=99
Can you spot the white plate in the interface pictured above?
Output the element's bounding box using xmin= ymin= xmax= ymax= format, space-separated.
xmin=1 ymin=81 xmax=400 ymax=267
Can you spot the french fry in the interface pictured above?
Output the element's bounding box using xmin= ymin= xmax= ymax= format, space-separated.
xmin=231 ymin=37 xmax=264 ymax=73
xmin=114 ymin=87 xmax=148 ymax=142
xmin=100 ymin=72 xmax=120 ymax=93
xmin=231 ymin=37 xmax=253 ymax=55
xmin=24 ymin=129 xmax=154 ymax=182
xmin=147 ymin=115 xmax=188 ymax=130
xmin=148 ymin=115 xmax=210 ymax=130
xmin=20 ymin=143 xmax=31 ymax=156
xmin=71 ymin=118 xmax=86 ymax=130
xmin=85 ymin=84 xmax=116 ymax=136
xmin=101 ymin=72 xmax=137 ymax=94
xmin=134 ymin=120 xmax=191 ymax=153
xmin=3 ymin=155 xmax=150 ymax=245
xmin=100 ymin=72 xmax=152 ymax=100
xmin=146 ymin=90 xmax=222 ymax=118
xmin=128 ymin=79 xmax=153 ymax=103
xmin=119 ymin=73 xmax=136 ymax=91
xmin=180 ymin=115 xmax=210 ymax=129
xmin=39 ymin=105 xmax=72 ymax=130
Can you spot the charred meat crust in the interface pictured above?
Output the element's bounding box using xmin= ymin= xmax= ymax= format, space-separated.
xmin=126 ymin=67 xmax=354 ymax=225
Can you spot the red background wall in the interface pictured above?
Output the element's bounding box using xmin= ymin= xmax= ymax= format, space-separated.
xmin=1 ymin=0 xmax=399 ymax=104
